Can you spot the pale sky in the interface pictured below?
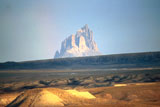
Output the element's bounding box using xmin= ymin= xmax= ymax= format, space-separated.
xmin=0 ymin=0 xmax=160 ymax=62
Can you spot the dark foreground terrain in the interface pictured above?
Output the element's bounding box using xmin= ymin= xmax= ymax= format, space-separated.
xmin=0 ymin=68 xmax=160 ymax=94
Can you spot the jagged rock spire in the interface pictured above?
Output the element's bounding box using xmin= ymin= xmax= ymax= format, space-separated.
xmin=54 ymin=25 xmax=100 ymax=58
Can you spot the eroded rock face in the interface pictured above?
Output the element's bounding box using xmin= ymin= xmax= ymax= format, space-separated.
xmin=7 ymin=89 xmax=64 ymax=107
xmin=7 ymin=88 xmax=96 ymax=107
xmin=54 ymin=24 xmax=100 ymax=58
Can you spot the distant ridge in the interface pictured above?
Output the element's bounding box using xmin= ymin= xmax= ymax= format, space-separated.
xmin=0 ymin=51 xmax=160 ymax=70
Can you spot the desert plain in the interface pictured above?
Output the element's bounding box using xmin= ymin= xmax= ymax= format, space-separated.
xmin=0 ymin=68 xmax=160 ymax=107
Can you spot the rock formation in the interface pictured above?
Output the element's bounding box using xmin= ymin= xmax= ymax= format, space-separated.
xmin=54 ymin=24 xmax=100 ymax=58
xmin=7 ymin=88 xmax=96 ymax=107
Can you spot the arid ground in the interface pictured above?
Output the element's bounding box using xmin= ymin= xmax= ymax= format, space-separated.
xmin=0 ymin=82 xmax=160 ymax=107
xmin=0 ymin=68 xmax=160 ymax=107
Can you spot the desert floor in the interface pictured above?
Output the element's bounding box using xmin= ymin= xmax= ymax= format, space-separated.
xmin=0 ymin=82 xmax=160 ymax=107
xmin=0 ymin=69 xmax=160 ymax=107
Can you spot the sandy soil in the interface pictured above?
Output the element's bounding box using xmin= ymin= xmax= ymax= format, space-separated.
xmin=0 ymin=82 xmax=160 ymax=107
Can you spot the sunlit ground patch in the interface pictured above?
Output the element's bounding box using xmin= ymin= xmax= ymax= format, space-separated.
xmin=66 ymin=90 xmax=96 ymax=99
xmin=114 ymin=84 xmax=127 ymax=87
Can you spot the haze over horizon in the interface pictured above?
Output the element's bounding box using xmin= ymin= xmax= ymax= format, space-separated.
xmin=0 ymin=0 xmax=160 ymax=62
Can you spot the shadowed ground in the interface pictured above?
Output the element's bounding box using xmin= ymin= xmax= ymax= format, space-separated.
xmin=0 ymin=68 xmax=160 ymax=93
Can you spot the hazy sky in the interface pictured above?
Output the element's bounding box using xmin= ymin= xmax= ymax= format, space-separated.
xmin=0 ymin=0 xmax=160 ymax=62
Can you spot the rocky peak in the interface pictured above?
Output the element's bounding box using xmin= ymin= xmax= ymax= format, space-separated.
xmin=54 ymin=25 xmax=100 ymax=58
xmin=82 ymin=24 xmax=89 ymax=31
